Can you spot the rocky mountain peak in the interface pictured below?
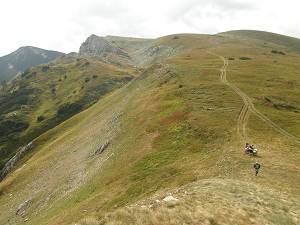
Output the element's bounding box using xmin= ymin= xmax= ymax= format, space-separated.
xmin=79 ymin=34 xmax=128 ymax=58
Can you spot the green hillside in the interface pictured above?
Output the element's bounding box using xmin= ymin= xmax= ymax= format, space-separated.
xmin=0 ymin=31 xmax=299 ymax=225
xmin=220 ymin=30 xmax=300 ymax=53
xmin=0 ymin=56 xmax=137 ymax=170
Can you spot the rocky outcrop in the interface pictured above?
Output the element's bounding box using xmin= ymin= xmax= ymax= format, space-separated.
xmin=79 ymin=35 xmax=129 ymax=58
xmin=16 ymin=199 xmax=32 ymax=216
xmin=0 ymin=142 xmax=33 ymax=181
xmin=163 ymin=195 xmax=178 ymax=202
xmin=95 ymin=140 xmax=110 ymax=155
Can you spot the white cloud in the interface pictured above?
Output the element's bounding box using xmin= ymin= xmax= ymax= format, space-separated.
xmin=0 ymin=0 xmax=299 ymax=56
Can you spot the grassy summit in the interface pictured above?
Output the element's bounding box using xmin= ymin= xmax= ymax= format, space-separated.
xmin=0 ymin=31 xmax=299 ymax=225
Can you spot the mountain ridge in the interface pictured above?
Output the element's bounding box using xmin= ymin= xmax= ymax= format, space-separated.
xmin=0 ymin=46 xmax=64 ymax=82
xmin=220 ymin=29 xmax=300 ymax=53
xmin=0 ymin=30 xmax=299 ymax=225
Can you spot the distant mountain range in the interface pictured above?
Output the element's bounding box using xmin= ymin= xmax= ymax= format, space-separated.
xmin=2 ymin=30 xmax=300 ymax=84
xmin=0 ymin=46 xmax=64 ymax=82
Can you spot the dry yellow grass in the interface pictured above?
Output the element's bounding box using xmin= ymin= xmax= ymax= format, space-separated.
xmin=93 ymin=179 xmax=299 ymax=225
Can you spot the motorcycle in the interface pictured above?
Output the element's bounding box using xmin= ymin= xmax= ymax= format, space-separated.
xmin=245 ymin=146 xmax=258 ymax=156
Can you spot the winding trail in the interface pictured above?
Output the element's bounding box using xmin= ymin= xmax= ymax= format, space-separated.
xmin=211 ymin=52 xmax=300 ymax=144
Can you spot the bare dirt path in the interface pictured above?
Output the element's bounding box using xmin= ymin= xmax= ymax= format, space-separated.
xmin=219 ymin=57 xmax=250 ymax=140
xmin=211 ymin=52 xmax=300 ymax=144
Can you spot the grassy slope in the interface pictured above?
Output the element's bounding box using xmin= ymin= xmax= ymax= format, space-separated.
xmin=0 ymin=56 xmax=136 ymax=169
xmin=221 ymin=30 xmax=300 ymax=53
xmin=0 ymin=32 xmax=299 ymax=225
xmin=100 ymin=179 xmax=299 ymax=225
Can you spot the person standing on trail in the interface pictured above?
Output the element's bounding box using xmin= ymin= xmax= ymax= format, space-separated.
xmin=254 ymin=161 xmax=261 ymax=176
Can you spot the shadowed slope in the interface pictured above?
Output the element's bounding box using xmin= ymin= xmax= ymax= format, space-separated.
xmin=0 ymin=56 xmax=137 ymax=171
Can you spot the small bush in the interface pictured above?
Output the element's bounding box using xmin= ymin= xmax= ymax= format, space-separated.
xmin=271 ymin=50 xmax=286 ymax=55
xmin=57 ymin=103 xmax=83 ymax=119
xmin=41 ymin=66 xmax=50 ymax=72
xmin=239 ymin=57 xmax=252 ymax=60
xmin=92 ymin=75 xmax=98 ymax=79
xmin=85 ymin=77 xmax=90 ymax=83
xmin=37 ymin=115 xmax=45 ymax=122
xmin=173 ymin=36 xmax=179 ymax=39
xmin=0 ymin=119 xmax=29 ymax=136
xmin=228 ymin=57 xmax=235 ymax=60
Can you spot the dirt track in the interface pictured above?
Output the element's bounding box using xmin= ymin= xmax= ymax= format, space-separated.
xmin=219 ymin=57 xmax=250 ymax=140
xmin=212 ymin=53 xmax=300 ymax=144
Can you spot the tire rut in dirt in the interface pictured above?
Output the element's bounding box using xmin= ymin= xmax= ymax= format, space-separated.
xmin=209 ymin=51 xmax=300 ymax=144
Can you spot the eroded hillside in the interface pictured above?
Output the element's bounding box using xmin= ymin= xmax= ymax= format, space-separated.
xmin=0 ymin=56 xmax=137 ymax=171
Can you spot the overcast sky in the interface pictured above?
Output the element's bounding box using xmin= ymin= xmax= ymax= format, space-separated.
xmin=0 ymin=0 xmax=299 ymax=56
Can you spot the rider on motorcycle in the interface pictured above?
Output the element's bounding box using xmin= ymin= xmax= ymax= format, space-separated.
xmin=245 ymin=143 xmax=250 ymax=148
xmin=245 ymin=143 xmax=252 ymax=152
xmin=245 ymin=143 xmax=257 ymax=155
